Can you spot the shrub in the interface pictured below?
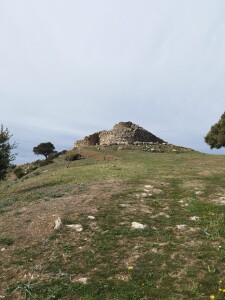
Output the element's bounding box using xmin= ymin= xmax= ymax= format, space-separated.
xmin=47 ymin=152 xmax=59 ymax=160
xmin=14 ymin=167 xmax=25 ymax=179
xmin=58 ymin=150 xmax=68 ymax=155
xmin=38 ymin=159 xmax=54 ymax=167
xmin=65 ymin=153 xmax=82 ymax=161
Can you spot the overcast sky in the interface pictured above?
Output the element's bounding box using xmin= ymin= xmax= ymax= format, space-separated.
xmin=1 ymin=0 xmax=225 ymax=164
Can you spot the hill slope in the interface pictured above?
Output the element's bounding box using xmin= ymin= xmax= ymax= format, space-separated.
xmin=1 ymin=148 xmax=225 ymax=299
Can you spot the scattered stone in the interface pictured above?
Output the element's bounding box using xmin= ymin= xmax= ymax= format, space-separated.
xmin=176 ymin=224 xmax=187 ymax=230
xmin=88 ymin=215 xmax=95 ymax=220
xmin=152 ymin=248 xmax=158 ymax=253
xmin=77 ymin=277 xmax=88 ymax=284
xmin=144 ymin=189 xmax=150 ymax=192
xmin=1 ymin=248 xmax=5 ymax=252
xmin=54 ymin=217 xmax=62 ymax=230
xmin=119 ymin=204 xmax=128 ymax=207
xmin=131 ymin=222 xmax=146 ymax=229
xmin=158 ymin=212 xmax=170 ymax=218
xmin=152 ymin=189 xmax=162 ymax=194
xmin=144 ymin=185 xmax=153 ymax=189
xmin=66 ymin=224 xmax=83 ymax=232
xmin=195 ymin=191 xmax=204 ymax=195
xmin=141 ymin=193 xmax=148 ymax=198
xmin=190 ymin=216 xmax=200 ymax=221
xmin=219 ymin=197 xmax=225 ymax=205
xmin=219 ymin=198 xmax=225 ymax=205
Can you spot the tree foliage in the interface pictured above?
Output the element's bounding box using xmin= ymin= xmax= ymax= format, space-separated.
xmin=205 ymin=112 xmax=225 ymax=149
xmin=0 ymin=125 xmax=17 ymax=180
xmin=33 ymin=142 xmax=55 ymax=159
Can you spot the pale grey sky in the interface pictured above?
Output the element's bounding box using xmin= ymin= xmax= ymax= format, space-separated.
xmin=0 ymin=0 xmax=225 ymax=164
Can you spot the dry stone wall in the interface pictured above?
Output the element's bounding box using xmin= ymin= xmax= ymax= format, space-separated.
xmin=74 ymin=121 xmax=165 ymax=147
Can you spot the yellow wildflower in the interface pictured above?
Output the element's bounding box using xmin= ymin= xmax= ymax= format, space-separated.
xmin=210 ymin=295 xmax=215 ymax=299
xmin=128 ymin=266 xmax=134 ymax=270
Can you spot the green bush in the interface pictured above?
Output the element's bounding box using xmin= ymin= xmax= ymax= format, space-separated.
xmin=38 ymin=159 xmax=54 ymax=167
xmin=58 ymin=150 xmax=68 ymax=155
xmin=65 ymin=153 xmax=82 ymax=161
xmin=14 ymin=167 xmax=25 ymax=179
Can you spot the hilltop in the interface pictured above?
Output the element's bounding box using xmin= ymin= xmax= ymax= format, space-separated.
xmin=0 ymin=139 xmax=225 ymax=299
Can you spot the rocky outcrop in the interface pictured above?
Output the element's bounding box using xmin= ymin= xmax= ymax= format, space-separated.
xmin=75 ymin=121 xmax=165 ymax=147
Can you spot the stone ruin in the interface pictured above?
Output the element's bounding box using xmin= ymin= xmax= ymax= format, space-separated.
xmin=74 ymin=121 xmax=166 ymax=147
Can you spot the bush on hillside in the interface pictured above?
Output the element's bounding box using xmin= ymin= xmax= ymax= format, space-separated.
xmin=38 ymin=158 xmax=54 ymax=167
xmin=65 ymin=153 xmax=82 ymax=161
xmin=14 ymin=167 xmax=25 ymax=179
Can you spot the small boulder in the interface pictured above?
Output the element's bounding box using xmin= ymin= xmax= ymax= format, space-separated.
xmin=77 ymin=277 xmax=88 ymax=284
xmin=54 ymin=217 xmax=62 ymax=230
xmin=176 ymin=224 xmax=187 ymax=230
xmin=195 ymin=191 xmax=204 ymax=195
xmin=190 ymin=216 xmax=200 ymax=221
xmin=131 ymin=222 xmax=146 ymax=229
xmin=66 ymin=224 xmax=83 ymax=232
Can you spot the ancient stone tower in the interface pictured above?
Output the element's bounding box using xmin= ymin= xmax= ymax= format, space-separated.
xmin=74 ymin=121 xmax=165 ymax=147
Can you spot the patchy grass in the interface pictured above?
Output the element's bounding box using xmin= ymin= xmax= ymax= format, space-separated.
xmin=1 ymin=148 xmax=225 ymax=299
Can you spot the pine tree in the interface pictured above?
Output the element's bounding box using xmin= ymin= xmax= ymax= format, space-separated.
xmin=0 ymin=125 xmax=17 ymax=180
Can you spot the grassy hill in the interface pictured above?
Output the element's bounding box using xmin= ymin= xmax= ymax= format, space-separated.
xmin=1 ymin=146 xmax=225 ymax=299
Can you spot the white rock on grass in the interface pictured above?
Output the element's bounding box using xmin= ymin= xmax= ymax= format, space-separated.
xmin=141 ymin=193 xmax=149 ymax=198
xmin=77 ymin=277 xmax=88 ymax=284
xmin=88 ymin=216 xmax=95 ymax=220
xmin=144 ymin=185 xmax=153 ymax=189
xmin=176 ymin=224 xmax=187 ymax=230
xmin=131 ymin=222 xmax=146 ymax=229
xmin=219 ymin=197 xmax=225 ymax=204
xmin=195 ymin=191 xmax=204 ymax=195
xmin=119 ymin=204 xmax=128 ymax=207
xmin=54 ymin=217 xmax=62 ymax=230
xmin=66 ymin=224 xmax=83 ymax=232
xmin=190 ymin=216 xmax=200 ymax=221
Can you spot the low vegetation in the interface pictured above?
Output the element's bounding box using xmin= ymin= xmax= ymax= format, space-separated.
xmin=1 ymin=146 xmax=225 ymax=299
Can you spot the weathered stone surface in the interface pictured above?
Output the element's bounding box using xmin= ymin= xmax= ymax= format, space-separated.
xmin=54 ymin=217 xmax=62 ymax=230
xmin=75 ymin=121 xmax=165 ymax=147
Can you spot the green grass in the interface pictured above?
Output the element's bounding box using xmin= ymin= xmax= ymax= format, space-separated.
xmin=1 ymin=148 xmax=225 ymax=299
